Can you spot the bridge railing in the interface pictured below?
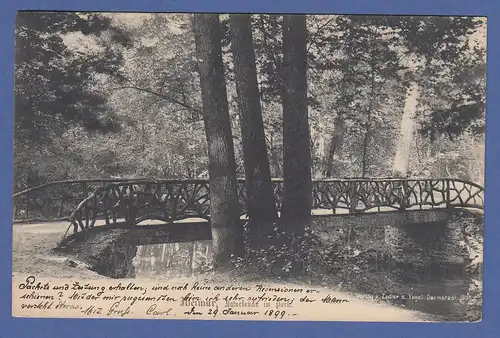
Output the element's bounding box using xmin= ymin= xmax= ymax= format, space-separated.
xmin=12 ymin=179 xmax=139 ymax=223
xmin=68 ymin=179 xmax=214 ymax=232
xmin=12 ymin=178 xmax=484 ymax=229
xmin=311 ymin=178 xmax=484 ymax=213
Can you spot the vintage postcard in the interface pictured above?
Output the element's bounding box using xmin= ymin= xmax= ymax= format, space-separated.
xmin=12 ymin=12 xmax=485 ymax=322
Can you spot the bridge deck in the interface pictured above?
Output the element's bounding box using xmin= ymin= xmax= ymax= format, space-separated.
xmin=15 ymin=204 xmax=475 ymax=229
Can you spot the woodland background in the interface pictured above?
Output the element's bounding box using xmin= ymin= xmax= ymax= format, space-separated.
xmin=14 ymin=13 xmax=486 ymax=192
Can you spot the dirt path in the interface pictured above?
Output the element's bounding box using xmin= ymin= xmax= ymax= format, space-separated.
xmin=12 ymin=221 xmax=104 ymax=279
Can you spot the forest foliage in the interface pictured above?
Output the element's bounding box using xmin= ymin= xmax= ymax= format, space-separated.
xmin=14 ymin=13 xmax=486 ymax=190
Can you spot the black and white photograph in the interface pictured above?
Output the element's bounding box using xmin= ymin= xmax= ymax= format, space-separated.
xmin=12 ymin=12 xmax=485 ymax=322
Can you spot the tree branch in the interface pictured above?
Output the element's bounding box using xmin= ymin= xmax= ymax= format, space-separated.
xmin=306 ymin=16 xmax=337 ymax=54
xmin=112 ymin=80 xmax=201 ymax=114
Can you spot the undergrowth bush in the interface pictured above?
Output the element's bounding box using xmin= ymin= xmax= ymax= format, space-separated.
xmin=229 ymin=221 xmax=396 ymax=282
xmin=229 ymin=221 xmax=362 ymax=279
xmin=230 ymin=222 xmax=321 ymax=277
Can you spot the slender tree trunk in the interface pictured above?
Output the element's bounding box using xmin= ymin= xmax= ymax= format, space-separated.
xmin=310 ymin=131 xmax=323 ymax=178
xmin=205 ymin=244 xmax=210 ymax=261
xmin=267 ymin=135 xmax=283 ymax=178
xmin=161 ymin=244 xmax=166 ymax=263
xmin=361 ymin=50 xmax=377 ymax=178
xmin=392 ymin=82 xmax=420 ymax=177
xmin=165 ymin=243 xmax=178 ymax=273
xmin=188 ymin=242 xmax=196 ymax=277
xmin=162 ymin=244 xmax=170 ymax=272
xmin=154 ymin=244 xmax=163 ymax=274
xmin=149 ymin=246 xmax=155 ymax=272
xmin=229 ymin=14 xmax=278 ymax=241
xmin=140 ymin=121 xmax=146 ymax=152
xmin=135 ymin=246 xmax=143 ymax=274
xmin=193 ymin=14 xmax=244 ymax=269
xmin=361 ymin=128 xmax=371 ymax=177
xmin=325 ymin=116 xmax=345 ymax=177
xmin=324 ymin=25 xmax=354 ymax=179
xmin=281 ymin=15 xmax=312 ymax=235
xmin=269 ymin=147 xmax=283 ymax=178
xmin=392 ymin=53 xmax=422 ymax=178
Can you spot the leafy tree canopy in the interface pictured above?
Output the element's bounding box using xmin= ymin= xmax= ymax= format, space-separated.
xmin=15 ymin=11 xmax=132 ymax=144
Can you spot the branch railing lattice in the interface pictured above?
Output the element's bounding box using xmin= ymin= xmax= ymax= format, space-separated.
xmin=12 ymin=179 xmax=133 ymax=223
xmin=12 ymin=178 xmax=484 ymax=234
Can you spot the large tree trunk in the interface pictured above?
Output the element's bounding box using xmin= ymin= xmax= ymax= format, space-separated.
xmin=229 ymin=14 xmax=278 ymax=241
xmin=325 ymin=115 xmax=345 ymax=178
xmin=281 ymin=15 xmax=312 ymax=235
xmin=193 ymin=14 xmax=244 ymax=269
xmin=393 ymin=82 xmax=420 ymax=177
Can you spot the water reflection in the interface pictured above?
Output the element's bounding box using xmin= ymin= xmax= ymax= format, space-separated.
xmin=133 ymin=241 xmax=213 ymax=279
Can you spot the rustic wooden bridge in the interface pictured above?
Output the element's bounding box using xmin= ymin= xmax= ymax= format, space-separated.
xmin=13 ymin=178 xmax=484 ymax=238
